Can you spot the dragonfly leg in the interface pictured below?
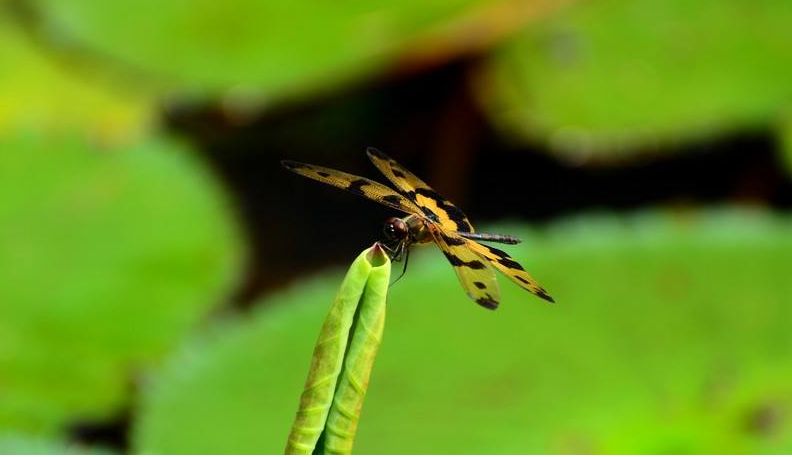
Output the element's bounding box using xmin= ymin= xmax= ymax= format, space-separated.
xmin=379 ymin=240 xmax=400 ymax=260
xmin=391 ymin=245 xmax=410 ymax=286
xmin=379 ymin=238 xmax=406 ymax=262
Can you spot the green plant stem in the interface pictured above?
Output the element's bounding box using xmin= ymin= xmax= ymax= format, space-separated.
xmin=285 ymin=244 xmax=390 ymax=455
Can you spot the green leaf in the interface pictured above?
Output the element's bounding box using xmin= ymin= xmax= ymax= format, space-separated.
xmin=320 ymin=245 xmax=390 ymax=455
xmin=133 ymin=209 xmax=792 ymax=453
xmin=478 ymin=0 xmax=792 ymax=160
xmin=285 ymin=245 xmax=390 ymax=454
xmin=0 ymin=133 xmax=242 ymax=433
xmin=0 ymin=13 xmax=154 ymax=142
xmin=284 ymin=248 xmax=372 ymax=454
xmin=32 ymin=0 xmax=511 ymax=103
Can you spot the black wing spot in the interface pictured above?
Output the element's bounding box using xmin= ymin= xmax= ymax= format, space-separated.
xmin=392 ymin=169 xmax=406 ymax=179
xmin=444 ymin=207 xmax=472 ymax=231
xmin=476 ymin=296 xmax=498 ymax=309
xmin=422 ymin=208 xmax=440 ymax=223
xmin=415 ymin=188 xmax=472 ymax=232
xmin=402 ymin=190 xmax=440 ymax=222
xmin=487 ymin=246 xmax=510 ymax=258
xmin=473 ymin=281 xmax=487 ymax=289
xmin=443 ymin=253 xmax=487 ymax=270
xmin=516 ymin=276 xmax=530 ymax=284
xmin=498 ymin=257 xmax=523 ymax=270
xmin=346 ymin=179 xmax=368 ymax=195
xmin=486 ymin=246 xmax=524 ymax=270
xmin=382 ymin=194 xmax=403 ymax=205
xmin=317 ymin=171 xmax=331 ymax=178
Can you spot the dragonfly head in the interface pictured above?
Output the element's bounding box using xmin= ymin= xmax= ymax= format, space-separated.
xmin=382 ymin=217 xmax=409 ymax=242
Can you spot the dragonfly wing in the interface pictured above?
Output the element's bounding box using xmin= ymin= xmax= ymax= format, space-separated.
xmin=428 ymin=224 xmax=500 ymax=309
xmin=366 ymin=148 xmax=474 ymax=233
xmin=465 ymin=240 xmax=554 ymax=303
xmin=282 ymin=160 xmax=422 ymax=215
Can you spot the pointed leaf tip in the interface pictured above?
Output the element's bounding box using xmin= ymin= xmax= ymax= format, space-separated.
xmin=367 ymin=242 xmax=390 ymax=267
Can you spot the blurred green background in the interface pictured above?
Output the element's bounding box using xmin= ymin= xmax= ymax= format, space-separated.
xmin=1 ymin=0 xmax=790 ymax=453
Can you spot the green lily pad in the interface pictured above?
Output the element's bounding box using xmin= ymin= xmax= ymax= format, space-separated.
xmin=0 ymin=134 xmax=242 ymax=433
xmin=133 ymin=210 xmax=792 ymax=453
xmin=477 ymin=0 xmax=792 ymax=160
xmin=0 ymin=13 xmax=154 ymax=142
xmin=32 ymin=0 xmax=516 ymax=103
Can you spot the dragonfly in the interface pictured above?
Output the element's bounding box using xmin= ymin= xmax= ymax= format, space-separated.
xmin=282 ymin=148 xmax=554 ymax=309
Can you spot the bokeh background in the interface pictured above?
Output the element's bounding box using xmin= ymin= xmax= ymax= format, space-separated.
xmin=1 ymin=0 xmax=791 ymax=453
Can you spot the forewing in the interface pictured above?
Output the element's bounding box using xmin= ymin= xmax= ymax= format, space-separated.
xmin=366 ymin=148 xmax=474 ymax=233
xmin=282 ymin=160 xmax=422 ymax=215
xmin=428 ymin=224 xmax=500 ymax=310
xmin=465 ymin=240 xmax=555 ymax=303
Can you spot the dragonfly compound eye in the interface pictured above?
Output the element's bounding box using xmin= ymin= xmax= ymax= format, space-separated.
xmin=383 ymin=217 xmax=408 ymax=241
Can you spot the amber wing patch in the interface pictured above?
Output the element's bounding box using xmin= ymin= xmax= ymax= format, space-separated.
xmin=282 ymin=160 xmax=422 ymax=215
xmin=428 ymin=224 xmax=500 ymax=309
xmin=366 ymin=148 xmax=474 ymax=233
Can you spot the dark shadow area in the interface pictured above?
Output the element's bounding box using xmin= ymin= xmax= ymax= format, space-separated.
xmin=68 ymin=412 xmax=131 ymax=453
